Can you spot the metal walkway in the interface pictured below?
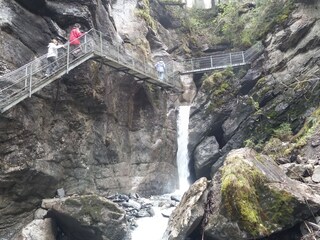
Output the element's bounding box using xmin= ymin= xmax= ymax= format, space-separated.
xmin=180 ymin=42 xmax=264 ymax=74
xmin=0 ymin=29 xmax=181 ymax=113
xmin=0 ymin=27 xmax=263 ymax=113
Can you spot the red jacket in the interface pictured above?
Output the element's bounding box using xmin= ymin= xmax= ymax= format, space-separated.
xmin=69 ymin=27 xmax=83 ymax=45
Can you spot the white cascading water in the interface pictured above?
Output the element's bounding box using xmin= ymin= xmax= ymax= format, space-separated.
xmin=132 ymin=106 xmax=191 ymax=240
xmin=176 ymin=105 xmax=191 ymax=192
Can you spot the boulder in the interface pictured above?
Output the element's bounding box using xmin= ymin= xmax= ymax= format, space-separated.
xmin=16 ymin=219 xmax=57 ymax=240
xmin=194 ymin=136 xmax=220 ymax=178
xmin=203 ymin=148 xmax=320 ymax=240
xmin=42 ymin=195 xmax=129 ymax=240
xmin=280 ymin=163 xmax=314 ymax=180
xmin=163 ymin=177 xmax=209 ymax=240
xmin=312 ymin=166 xmax=320 ymax=183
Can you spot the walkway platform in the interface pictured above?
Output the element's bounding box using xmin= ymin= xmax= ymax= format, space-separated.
xmin=180 ymin=42 xmax=264 ymax=75
xmin=0 ymin=29 xmax=182 ymax=113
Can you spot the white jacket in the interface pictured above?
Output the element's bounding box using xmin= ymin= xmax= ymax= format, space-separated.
xmin=155 ymin=61 xmax=165 ymax=72
xmin=47 ymin=43 xmax=64 ymax=58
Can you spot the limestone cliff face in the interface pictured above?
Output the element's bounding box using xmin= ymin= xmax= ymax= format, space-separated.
xmin=0 ymin=0 xmax=179 ymax=238
xmin=189 ymin=2 xmax=320 ymax=180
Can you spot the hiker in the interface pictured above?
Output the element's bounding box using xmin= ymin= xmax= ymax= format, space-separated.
xmin=155 ymin=58 xmax=166 ymax=81
xmin=45 ymin=38 xmax=65 ymax=77
xmin=69 ymin=23 xmax=85 ymax=58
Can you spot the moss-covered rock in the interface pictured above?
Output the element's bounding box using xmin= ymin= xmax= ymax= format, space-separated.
xmin=41 ymin=195 xmax=128 ymax=240
xmin=204 ymin=148 xmax=320 ymax=240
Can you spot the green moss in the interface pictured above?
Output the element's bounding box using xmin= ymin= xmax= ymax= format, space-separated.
xmin=292 ymin=107 xmax=320 ymax=148
xmin=202 ymin=68 xmax=235 ymax=111
xmin=273 ymin=123 xmax=292 ymax=141
xmin=135 ymin=0 xmax=156 ymax=31
xmin=221 ymin=155 xmax=296 ymax=237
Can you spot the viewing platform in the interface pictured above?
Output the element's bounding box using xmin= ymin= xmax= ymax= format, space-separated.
xmin=0 ymin=29 xmax=182 ymax=113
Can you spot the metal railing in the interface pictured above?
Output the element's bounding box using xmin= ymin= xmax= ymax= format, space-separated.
xmin=180 ymin=41 xmax=264 ymax=74
xmin=0 ymin=29 xmax=180 ymax=112
xmin=0 ymin=29 xmax=263 ymax=112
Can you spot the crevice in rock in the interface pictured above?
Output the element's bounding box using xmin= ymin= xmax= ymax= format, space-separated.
xmin=15 ymin=0 xmax=47 ymax=15
xmin=207 ymin=125 xmax=226 ymax=149
xmin=238 ymin=79 xmax=258 ymax=96
xmin=193 ymin=73 xmax=204 ymax=90
xmin=44 ymin=209 xmax=103 ymax=240
xmin=260 ymin=223 xmax=302 ymax=240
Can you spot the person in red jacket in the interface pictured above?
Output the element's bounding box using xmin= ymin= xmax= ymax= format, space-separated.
xmin=69 ymin=23 xmax=84 ymax=58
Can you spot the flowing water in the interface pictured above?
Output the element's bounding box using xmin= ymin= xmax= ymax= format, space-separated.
xmin=131 ymin=106 xmax=191 ymax=239
xmin=176 ymin=105 xmax=191 ymax=192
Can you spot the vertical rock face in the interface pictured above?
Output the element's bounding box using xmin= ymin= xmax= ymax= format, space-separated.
xmin=188 ymin=1 xmax=320 ymax=180
xmin=0 ymin=0 xmax=178 ymax=238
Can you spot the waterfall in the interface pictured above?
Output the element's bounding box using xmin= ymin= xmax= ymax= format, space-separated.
xmin=131 ymin=106 xmax=191 ymax=240
xmin=176 ymin=106 xmax=191 ymax=192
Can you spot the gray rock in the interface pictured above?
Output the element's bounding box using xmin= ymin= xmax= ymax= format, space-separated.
xmin=163 ymin=177 xmax=208 ymax=240
xmin=57 ymin=188 xmax=65 ymax=198
xmin=170 ymin=194 xmax=181 ymax=202
xmin=280 ymin=163 xmax=314 ymax=180
xmin=204 ymin=148 xmax=320 ymax=240
xmin=17 ymin=219 xmax=57 ymax=240
xmin=42 ymin=195 xmax=129 ymax=240
xmin=121 ymin=200 xmax=142 ymax=210
xmin=34 ymin=208 xmax=48 ymax=220
xmin=312 ymin=166 xmax=320 ymax=183
xmin=194 ymin=136 xmax=220 ymax=178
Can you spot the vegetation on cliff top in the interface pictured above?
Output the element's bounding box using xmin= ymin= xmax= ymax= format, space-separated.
xmin=182 ymin=0 xmax=295 ymax=49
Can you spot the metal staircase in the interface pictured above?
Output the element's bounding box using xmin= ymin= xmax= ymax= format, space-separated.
xmin=0 ymin=29 xmax=182 ymax=113
xmin=180 ymin=42 xmax=264 ymax=74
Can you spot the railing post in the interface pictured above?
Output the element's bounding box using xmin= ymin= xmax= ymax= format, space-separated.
xmin=66 ymin=43 xmax=70 ymax=74
xmin=191 ymin=59 xmax=193 ymax=70
xmin=29 ymin=63 xmax=33 ymax=97
xmin=99 ymin=31 xmax=103 ymax=54
xmin=84 ymin=34 xmax=87 ymax=53
xmin=117 ymin=44 xmax=120 ymax=62
xmin=25 ymin=65 xmax=28 ymax=89
xmin=229 ymin=53 xmax=232 ymax=65
xmin=242 ymin=51 xmax=245 ymax=64
xmin=210 ymin=56 xmax=213 ymax=68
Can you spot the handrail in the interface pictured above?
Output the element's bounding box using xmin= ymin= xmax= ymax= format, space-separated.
xmin=0 ymin=27 xmax=263 ymax=113
xmin=0 ymin=28 xmax=181 ymax=112
xmin=180 ymin=41 xmax=264 ymax=74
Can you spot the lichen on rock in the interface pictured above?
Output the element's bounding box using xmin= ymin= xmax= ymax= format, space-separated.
xmin=221 ymin=153 xmax=295 ymax=237
xmin=204 ymin=148 xmax=320 ymax=240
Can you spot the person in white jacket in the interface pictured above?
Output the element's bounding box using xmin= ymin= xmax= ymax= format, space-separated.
xmin=155 ymin=58 xmax=166 ymax=81
xmin=45 ymin=39 xmax=64 ymax=77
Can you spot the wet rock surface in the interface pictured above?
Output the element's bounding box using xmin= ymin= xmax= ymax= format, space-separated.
xmin=188 ymin=2 xmax=320 ymax=180
xmin=0 ymin=0 xmax=180 ymax=238
xmin=166 ymin=148 xmax=320 ymax=240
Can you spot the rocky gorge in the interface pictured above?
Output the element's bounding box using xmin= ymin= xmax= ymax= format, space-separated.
xmin=0 ymin=0 xmax=320 ymax=239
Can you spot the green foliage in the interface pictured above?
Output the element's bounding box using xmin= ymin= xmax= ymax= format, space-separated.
xmin=244 ymin=139 xmax=255 ymax=148
xmin=136 ymin=0 xmax=156 ymax=31
xmin=273 ymin=123 xmax=292 ymax=141
xmin=182 ymin=0 xmax=296 ymax=48
xmin=292 ymin=108 xmax=320 ymax=148
xmin=262 ymin=137 xmax=291 ymax=160
xmin=202 ymin=68 xmax=235 ymax=112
